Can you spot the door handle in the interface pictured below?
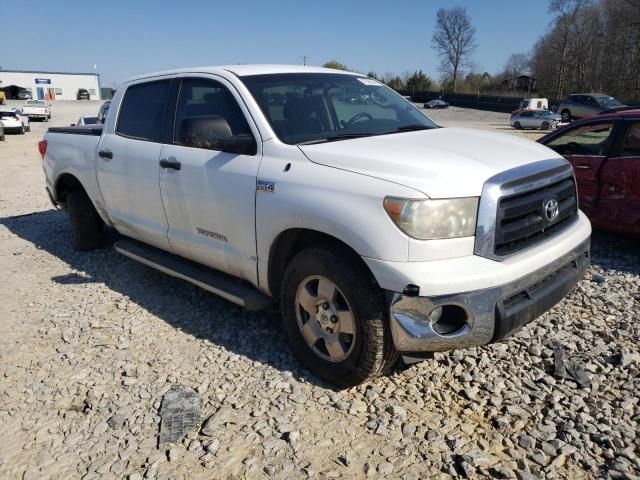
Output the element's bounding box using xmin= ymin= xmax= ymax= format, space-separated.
xmin=98 ymin=149 xmax=113 ymax=160
xmin=575 ymin=165 xmax=591 ymax=170
xmin=159 ymin=157 xmax=181 ymax=170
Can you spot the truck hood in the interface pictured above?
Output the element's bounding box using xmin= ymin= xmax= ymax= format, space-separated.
xmin=298 ymin=128 xmax=563 ymax=198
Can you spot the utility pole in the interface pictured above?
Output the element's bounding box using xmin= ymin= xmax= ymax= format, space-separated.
xmin=301 ymin=56 xmax=310 ymax=66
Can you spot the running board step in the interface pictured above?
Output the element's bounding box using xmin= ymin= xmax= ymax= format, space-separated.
xmin=113 ymin=238 xmax=272 ymax=311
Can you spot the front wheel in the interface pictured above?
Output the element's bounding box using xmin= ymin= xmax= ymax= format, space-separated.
xmin=25 ymin=125 xmax=31 ymax=132
xmin=541 ymin=121 xmax=550 ymax=130
xmin=280 ymin=246 xmax=397 ymax=387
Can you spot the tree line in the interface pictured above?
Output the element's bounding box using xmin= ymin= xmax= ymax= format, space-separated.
xmin=323 ymin=0 xmax=640 ymax=101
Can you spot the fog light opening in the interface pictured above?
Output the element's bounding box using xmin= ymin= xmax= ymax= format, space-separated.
xmin=430 ymin=305 xmax=468 ymax=335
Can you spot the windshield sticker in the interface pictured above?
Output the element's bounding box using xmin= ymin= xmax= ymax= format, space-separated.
xmin=357 ymin=78 xmax=382 ymax=86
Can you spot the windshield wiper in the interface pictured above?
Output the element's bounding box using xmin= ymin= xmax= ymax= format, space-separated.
xmin=297 ymin=132 xmax=375 ymax=145
xmin=393 ymin=124 xmax=432 ymax=132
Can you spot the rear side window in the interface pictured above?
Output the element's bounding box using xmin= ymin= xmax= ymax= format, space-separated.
xmin=116 ymin=80 xmax=170 ymax=142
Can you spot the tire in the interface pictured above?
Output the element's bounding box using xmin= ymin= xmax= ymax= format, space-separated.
xmin=280 ymin=246 xmax=398 ymax=387
xmin=561 ymin=109 xmax=571 ymax=122
xmin=19 ymin=126 xmax=25 ymax=135
xmin=541 ymin=121 xmax=550 ymax=130
xmin=514 ymin=121 xmax=522 ymax=130
xmin=26 ymin=125 xmax=31 ymax=132
xmin=66 ymin=188 xmax=105 ymax=251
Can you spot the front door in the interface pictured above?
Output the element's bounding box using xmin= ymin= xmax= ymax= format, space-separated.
xmin=159 ymin=76 xmax=261 ymax=283
xmin=544 ymin=121 xmax=615 ymax=216
xmin=96 ymin=78 xmax=173 ymax=251
xmin=594 ymin=121 xmax=640 ymax=235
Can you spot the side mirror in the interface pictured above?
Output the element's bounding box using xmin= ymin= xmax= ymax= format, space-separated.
xmin=178 ymin=116 xmax=257 ymax=155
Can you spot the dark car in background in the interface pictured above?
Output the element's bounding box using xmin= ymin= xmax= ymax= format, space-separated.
xmin=77 ymin=89 xmax=90 ymax=100
xmin=424 ymin=99 xmax=449 ymax=109
xmin=538 ymin=108 xmax=640 ymax=237
xmin=17 ymin=90 xmax=32 ymax=100
xmin=558 ymin=93 xmax=625 ymax=122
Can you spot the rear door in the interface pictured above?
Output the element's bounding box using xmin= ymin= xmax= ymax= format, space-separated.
xmin=96 ymin=78 xmax=173 ymax=250
xmin=158 ymin=75 xmax=262 ymax=283
xmin=521 ymin=111 xmax=535 ymax=128
xmin=544 ymin=121 xmax=616 ymax=216
xmin=594 ymin=120 xmax=640 ymax=235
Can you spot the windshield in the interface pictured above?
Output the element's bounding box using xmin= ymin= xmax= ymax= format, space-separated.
xmin=240 ymin=73 xmax=437 ymax=145
xmin=597 ymin=96 xmax=622 ymax=108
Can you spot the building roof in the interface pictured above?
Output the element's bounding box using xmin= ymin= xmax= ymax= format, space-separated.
xmin=0 ymin=69 xmax=99 ymax=76
xmin=125 ymin=64 xmax=359 ymax=83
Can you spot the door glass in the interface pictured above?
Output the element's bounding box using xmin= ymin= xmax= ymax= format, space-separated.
xmin=621 ymin=122 xmax=640 ymax=157
xmin=116 ymin=80 xmax=170 ymax=142
xmin=546 ymin=123 xmax=614 ymax=156
xmin=173 ymin=78 xmax=252 ymax=149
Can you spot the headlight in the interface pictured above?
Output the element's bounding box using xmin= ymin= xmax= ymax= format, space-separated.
xmin=383 ymin=197 xmax=479 ymax=240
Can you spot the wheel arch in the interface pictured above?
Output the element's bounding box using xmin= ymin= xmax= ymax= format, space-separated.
xmin=54 ymin=172 xmax=85 ymax=208
xmin=267 ymin=228 xmax=378 ymax=299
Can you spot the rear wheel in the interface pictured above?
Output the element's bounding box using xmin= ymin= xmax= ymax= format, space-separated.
xmin=541 ymin=121 xmax=550 ymax=130
xmin=561 ymin=109 xmax=571 ymax=122
xmin=514 ymin=121 xmax=522 ymax=130
xmin=66 ymin=188 xmax=105 ymax=250
xmin=280 ymin=246 xmax=397 ymax=387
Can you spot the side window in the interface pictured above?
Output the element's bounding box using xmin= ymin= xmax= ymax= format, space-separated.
xmin=621 ymin=122 xmax=640 ymax=157
xmin=522 ymin=100 xmax=529 ymax=109
xmin=522 ymin=111 xmax=533 ymax=117
xmin=116 ymin=80 xmax=170 ymax=142
xmin=173 ymin=78 xmax=252 ymax=149
xmin=546 ymin=122 xmax=614 ymax=156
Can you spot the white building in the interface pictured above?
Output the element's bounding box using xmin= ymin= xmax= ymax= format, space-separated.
xmin=0 ymin=70 xmax=101 ymax=101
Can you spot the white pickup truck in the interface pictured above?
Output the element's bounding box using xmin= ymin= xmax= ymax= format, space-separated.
xmin=40 ymin=65 xmax=591 ymax=386
xmin=22 ymin=100 xmax=51 ymax=121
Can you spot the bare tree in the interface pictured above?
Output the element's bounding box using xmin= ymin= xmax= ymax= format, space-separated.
xmin=548 ymin=0 xmax=590 ymax=99
xmin=431 ymin=7 xmax=477 ymax=92
xmin=503 ymin=53 xmax=531 ymax=79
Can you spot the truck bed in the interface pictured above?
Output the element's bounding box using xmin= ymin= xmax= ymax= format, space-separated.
xmin=48 ymin=125 xmax=103 ymax=136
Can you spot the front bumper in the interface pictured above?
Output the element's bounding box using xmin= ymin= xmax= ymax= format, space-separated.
xmin=389 ymin=238 xmax=590 ymax=352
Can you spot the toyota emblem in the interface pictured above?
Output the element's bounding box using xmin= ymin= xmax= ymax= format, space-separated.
xmin=544 ymin=198 xmax=559 ymax=222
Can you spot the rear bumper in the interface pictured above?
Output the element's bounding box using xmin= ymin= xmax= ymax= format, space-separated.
xmin=389 ymin=238 xmax=590 ymax=352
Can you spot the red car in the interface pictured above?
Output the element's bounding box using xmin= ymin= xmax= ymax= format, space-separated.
xmin=538 ymin=108 xmax=640 ymax=237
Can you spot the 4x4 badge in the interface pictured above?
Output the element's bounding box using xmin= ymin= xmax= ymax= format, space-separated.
xmin=257 ymin=180 xmax=275 ymax=193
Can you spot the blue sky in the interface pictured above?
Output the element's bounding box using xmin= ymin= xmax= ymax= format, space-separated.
xmin=0 ymin=0 xmax=552 ymax=87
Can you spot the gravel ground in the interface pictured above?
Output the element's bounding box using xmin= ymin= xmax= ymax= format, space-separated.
xmin=0 ymin=102 xmax=638 ymax=480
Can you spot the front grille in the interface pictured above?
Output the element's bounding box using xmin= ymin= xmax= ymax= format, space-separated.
xmin=494 ymin=177 xmax=577 ymax=256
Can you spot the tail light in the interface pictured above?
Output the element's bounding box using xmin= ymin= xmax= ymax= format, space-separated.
xmin=38 ymin=140 xmax=47 ymax=160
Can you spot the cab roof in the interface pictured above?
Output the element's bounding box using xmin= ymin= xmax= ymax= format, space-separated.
xmin=125 ymin=64 xmax=360 ymax=83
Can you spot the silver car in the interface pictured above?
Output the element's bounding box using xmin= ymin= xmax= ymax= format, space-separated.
xmin=511 ymin=110 xmax=561 ymax=130
xmin=558 ymin=93 xmax=624 ymax=122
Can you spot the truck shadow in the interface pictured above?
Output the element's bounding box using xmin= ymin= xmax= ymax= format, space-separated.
xmin=1 ymin=209 xmax=337 ymax=389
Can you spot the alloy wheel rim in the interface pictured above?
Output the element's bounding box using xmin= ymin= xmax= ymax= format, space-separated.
xmin=295 ymin=275 xmax=356 ymax=362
